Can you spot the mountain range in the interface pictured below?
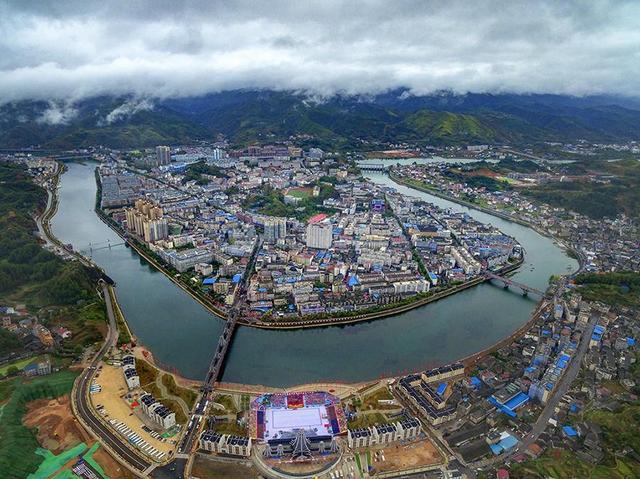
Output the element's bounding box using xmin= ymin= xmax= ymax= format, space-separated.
xmin=1 ymin=90 xmax=640 ymax=149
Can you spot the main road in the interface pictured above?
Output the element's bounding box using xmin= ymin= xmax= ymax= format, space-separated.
xmin=72 ymin=283 xmax=152 ymax=474
xmin=470 ymin=304 xmax=599 ymax=473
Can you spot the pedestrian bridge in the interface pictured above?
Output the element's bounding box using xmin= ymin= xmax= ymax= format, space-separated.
xmin=78 ymin=239 xmax=126 ymax=254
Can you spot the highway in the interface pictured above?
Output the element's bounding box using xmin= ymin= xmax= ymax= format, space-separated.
xmin=73 ymin=283 xmax=151 ymax=473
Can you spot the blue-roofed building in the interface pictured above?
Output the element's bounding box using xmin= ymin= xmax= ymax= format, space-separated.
xmin=470 ymin=376 xmax=482 ymax=389
xmin=489 ymin=434 xmax=518 ymax=455
xmin=232 ymin=273 xmax=242 ymax=283
xmin=202 ymin=277 xmax=216 ymax=285
xmin=562 ymin=425 xmax=579 ymax=437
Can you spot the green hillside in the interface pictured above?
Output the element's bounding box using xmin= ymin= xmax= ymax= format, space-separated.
xmin=2 ymin=92 xmax=640 ymax=149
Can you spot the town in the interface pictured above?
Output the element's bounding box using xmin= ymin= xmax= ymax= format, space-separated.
xmin=96 ymin=144 xmax=523 ymax=325
xmin=0 ymin=141 xmax=638 ymax=479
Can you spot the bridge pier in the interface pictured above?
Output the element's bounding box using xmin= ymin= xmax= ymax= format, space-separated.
xmin=485 ymin=272 xmax=545 ymax=298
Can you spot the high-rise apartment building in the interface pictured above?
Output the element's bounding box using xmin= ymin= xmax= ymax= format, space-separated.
xmin=143 ymin=218 xmax=169 ymax=243
xmin=125 ymin=199 xmax=168 ymax=243
xmin=155 ymin=146 xmax=171 ymax=166
xmin=306 ymin=222 xmax=333 ymax=249
xmin=264 ymin=218 xmax=287 ymax=243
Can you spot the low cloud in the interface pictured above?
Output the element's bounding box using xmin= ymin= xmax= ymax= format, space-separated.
xmin=36 ymin=101 xmax=79 ymax=125
xmin=100 ymin=98 xmax=154 ymax=126
xmin=1 ymin=1 xmax=639 ymax=104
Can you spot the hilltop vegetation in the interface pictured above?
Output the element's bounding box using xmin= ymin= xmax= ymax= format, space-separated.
xmin=182 ymin=160 xmax=228 ymax=185
xmin=522 ymin=159 xmax=640 ymax=219
xmin=574 ymin=271 xmax=640 ymax=307
xmin=3 ymin=91 xmax=640 ymax=149
xmin=404 ymin=110 xmax=500 ymax=144
xmin=0 ymin=163 xmax=96 ymax=307
xmin=242 ymin=183 xmax=338 ymax=220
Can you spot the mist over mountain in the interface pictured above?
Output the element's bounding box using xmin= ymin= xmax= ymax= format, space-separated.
xmin=2 ymin=1 xmax=640 ymax=149
xmin=0 ymin=91 xmax=637 ymax=149
xmin=1 ymin=90 xmax=640 ymax=149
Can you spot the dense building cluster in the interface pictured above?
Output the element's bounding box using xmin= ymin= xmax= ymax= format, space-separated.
xmin=392 ymin=163 xmax=639 ymax=273
xmin=98 ymin=145 xmax=520 ymax=322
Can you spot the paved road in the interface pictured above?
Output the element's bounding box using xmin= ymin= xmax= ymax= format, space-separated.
xmin=471 ymin=310 xmax=599 ymax=473
xmin=73 ymin=284 xmax=151 ymax=473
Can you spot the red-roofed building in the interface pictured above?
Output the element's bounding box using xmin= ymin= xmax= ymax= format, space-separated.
xmin=308 ymin=213 xmax=328 ymax=224
xmin=496 ymin=469 xmax=509 ymax=479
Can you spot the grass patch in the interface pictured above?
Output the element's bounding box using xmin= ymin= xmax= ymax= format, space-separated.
xmin=0 ymin=356 xmax=45 ymax=378
xmin=108 ymin=289 xmax=131 ymax=345
xmin=161 ymin=374 xmax=198 ymax=409
xmin=362 ymin=387 xmax=395 ymax=410
xmin=213 ymin=420 xmax=247 ymax=436
xmin=0 ymin=370 xmax=79 ymax=479
xmin=136 ymin=358 xmax=158 ymax=388
xmin=511 ymin=449 xmax=640 ymax=479
xmin=347 ymin=412 xmax=387 ymax=429
xmin=212 ymin=394 xmax=237 ymax=414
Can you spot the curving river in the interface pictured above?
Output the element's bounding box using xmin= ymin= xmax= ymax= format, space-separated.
xmin=51 ymin=162 xmax=577 ymax=387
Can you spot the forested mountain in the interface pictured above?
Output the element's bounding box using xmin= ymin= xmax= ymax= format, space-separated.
xmin=1 ymin=90 xmax=640 ymax=149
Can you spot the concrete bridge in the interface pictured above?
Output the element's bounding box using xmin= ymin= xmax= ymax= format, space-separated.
xmin=484 ymin=272 xmax=546 ymax=297
xmin=358 ymin=163 xmax=387 ymax=172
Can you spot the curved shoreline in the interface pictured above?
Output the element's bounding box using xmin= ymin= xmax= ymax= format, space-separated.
xmin=388 ymin=171 xmax=586 ymax=272
xmin=92 ymin=168 xmax=531 ymax=330
xmin=49 ymin=160 xmax=577 ymax=389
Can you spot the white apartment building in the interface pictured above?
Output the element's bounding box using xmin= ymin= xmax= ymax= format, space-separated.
xmin=306 ymin=222 xmax=333 ymax=249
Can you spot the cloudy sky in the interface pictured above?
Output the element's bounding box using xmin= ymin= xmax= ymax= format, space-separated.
xmin=1 ymin=0 xmax=639 ymax=104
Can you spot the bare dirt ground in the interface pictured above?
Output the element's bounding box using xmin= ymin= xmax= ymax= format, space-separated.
xmin=192 ymin=454 xmax=260 ymax=479
xmin=24 ymin=396 xmax=91 ymax=452
xmin=23 ymin=396 xmax=137 ymax=479
xmin=371 ymin=438 xmax=443 ymax=473
xmin=92 ymin=446 xmax=138 ymax=479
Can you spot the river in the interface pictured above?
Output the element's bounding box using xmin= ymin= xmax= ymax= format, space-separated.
xmin=51 ymin=162 xmax=577 ymax=387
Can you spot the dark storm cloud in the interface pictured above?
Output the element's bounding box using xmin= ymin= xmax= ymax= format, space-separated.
xmin=0 ymin=0 xmax=638 ymax=104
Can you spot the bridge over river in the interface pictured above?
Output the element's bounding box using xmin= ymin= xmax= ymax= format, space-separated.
xmin=484 ymin=272 xmax=546 ymax=297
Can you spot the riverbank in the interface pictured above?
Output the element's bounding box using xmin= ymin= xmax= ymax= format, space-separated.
xmin=388 ymin=171 xmax=586 ymax=271
xmin=93 ymin=169 xmax=230 ymax=320
xmin=92 ymin=167 xmax=528 ymax=331
xmin=38 ymin=162 xmax=104 ymax=272
xmin=247 ymin=257 xmax=524 ymax=330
